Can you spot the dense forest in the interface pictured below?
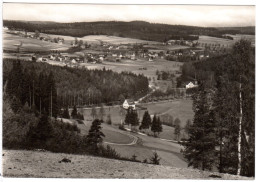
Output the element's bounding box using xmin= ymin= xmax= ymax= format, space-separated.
xmin=3 ymin=59 xmax=149 ymax=109
xmin=181 ymin=40 xmax=255 ymax=177
xmin=3 ymin=20 xmax=255 ymax=42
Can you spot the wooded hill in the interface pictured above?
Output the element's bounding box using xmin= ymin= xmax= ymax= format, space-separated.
xmin=3 ymin=59 xmax=149 ymax=108
xmin=3 ymin=20 xmax=255 ymax=42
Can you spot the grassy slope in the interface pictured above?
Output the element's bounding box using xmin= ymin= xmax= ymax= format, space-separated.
xmin=3 ymin=29 xmax=70 ymax=51
xmin=2 ymin=149 xmax=252 ymax=179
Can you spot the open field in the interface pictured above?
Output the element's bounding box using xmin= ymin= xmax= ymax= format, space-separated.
xmin=81 ymin=35 xmax=160 ymax=45
xmin=198 ymin=34 xmax=255 ymax=47
xmin=144 ymin=99 xmax=194 ymax=128
xmin=80 ymin=58 xmax=182 ymax=81
xmin=198 ymin=35 xmax=234 ymax=47
xmin=80 ymin=99 xmax=193 ymax=127
xmin=3 ymin=29 xmax=70 ymax=52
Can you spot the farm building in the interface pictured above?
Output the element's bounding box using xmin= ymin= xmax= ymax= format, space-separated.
xmin=186 ymin=82 xmax=198 ymax=89
xmin=123 ymin=99 xmax=136 ymax=110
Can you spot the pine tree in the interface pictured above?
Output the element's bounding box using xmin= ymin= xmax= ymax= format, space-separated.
xmin=157 ymin=117 xmax=163 ymax=136
xmin=151 ymin=115 xmax=158 ymax=137
xmin=62 ymin=107 xmax=70 ymax=119
xmin=130 ymin=110 xmax=139 ymax=131
xmin=28 ymin=113 xmax=53 ymax=149
xmin=150 ymin=151 xmax=161 ymax=165
xmin=174 ymin=123 xmax=181 ymax=141
xmin=139 ymin=111 xmax=152 ymax=131
xmin=182 ymin=82 xmax=217 ymax=171
xmin=184 ymin=119 xmax=192 ymax=137
xmin=86 ymin=119 xmax=105 ymax=153
xmin=124 ymin=108 xmax=131 ymax=125
xmin=174 ymin=118 xmax=181 ymax=127
xmin=71 ymin=105 xmax=78 ymax=119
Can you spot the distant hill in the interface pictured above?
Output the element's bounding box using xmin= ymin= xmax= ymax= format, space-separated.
xmin=3 ymin=20 xmax=255 ymax=42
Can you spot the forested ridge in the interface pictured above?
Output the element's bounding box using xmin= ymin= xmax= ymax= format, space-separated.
xmin=3 ymin=59 xmax=149 ymax=109
xmin=3 ymin=20 xmax=255 ymax=42
xmin=181 ymin=40 xmax=255 ymax=177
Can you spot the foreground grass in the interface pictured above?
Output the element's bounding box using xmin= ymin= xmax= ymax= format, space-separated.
xmin=2 ymin=149 xmax=252 ymax=179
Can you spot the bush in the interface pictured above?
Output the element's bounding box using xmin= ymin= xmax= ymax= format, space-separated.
xmin=99 ymin=145 xmax=121 ymax=159
xmin=118 ymin=124 xmax=126 ymax=131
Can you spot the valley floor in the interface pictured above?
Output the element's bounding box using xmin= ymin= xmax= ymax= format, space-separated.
xmin=2 ymin=149 xmax=252 ymax=179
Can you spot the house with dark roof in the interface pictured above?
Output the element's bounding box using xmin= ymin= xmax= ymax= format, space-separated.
xmin=123 ymin=99 xmax=136 ymax=110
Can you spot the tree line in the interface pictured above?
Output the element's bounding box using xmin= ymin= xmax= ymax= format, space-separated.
xmin=4 ymin=20 xmax=254 ymax=42
xmin=182 ymin=40 xmax=255 ymax=177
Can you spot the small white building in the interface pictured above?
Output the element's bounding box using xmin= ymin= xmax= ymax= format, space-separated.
xmin=123 ymin=99 xmax=136 ymax=110
xmin=186 ymin=82 xmax=198 ymax=89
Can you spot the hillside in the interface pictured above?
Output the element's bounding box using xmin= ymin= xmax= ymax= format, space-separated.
xmin=3 ymin=20 xmax=255 ymax=42
xmin=2 ymin=149 xmax=252 ymax=179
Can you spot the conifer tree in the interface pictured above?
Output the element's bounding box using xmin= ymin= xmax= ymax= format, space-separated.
xmin=62 ymin=107 xmax=70 ymax=119
xmin=151 ymin=115 xmax=158 ymax=137
xmin=71 ymin=105 xmax=78 ymax=119
xmin=174 ymin=123 xmax=181 ymax=141
xmin=157 ymin=117 xmax=163 ymax=136
xmin=130 ymin=110 xmax=139 ymax=131
xmin=124 ymin=108 xmax=131 ymax=125
xmin=184 ymin=119 xmax=192 ymax=137
xmin=139 ymin=111 xmax=152 ymax=131
xmin=86 ymin=119 xmax=105 ymax=153
xmin=182 ymin=82 xmax=217 ymax=171
xmin=150 ymin=151 xmax=161 ymax=165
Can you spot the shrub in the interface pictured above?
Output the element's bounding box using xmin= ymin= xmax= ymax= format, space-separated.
xmin=99 ymin=145 xmax=121 ymax=159
xmin=118 ymin=124 xmax=126 ymax=131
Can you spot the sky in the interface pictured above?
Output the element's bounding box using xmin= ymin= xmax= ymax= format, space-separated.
xmin=2 ymin=3 xmax=255 ymax=27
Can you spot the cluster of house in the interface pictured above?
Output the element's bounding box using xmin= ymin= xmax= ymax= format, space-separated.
xmin=7 ymin=29 xmax=65 ymax=44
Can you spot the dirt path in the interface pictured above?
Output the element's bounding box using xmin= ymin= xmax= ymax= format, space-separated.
xmin=2 ymin=149 xmax=252 ymax=179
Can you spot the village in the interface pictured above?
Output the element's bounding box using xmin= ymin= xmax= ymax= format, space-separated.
xmin=5 ymin=28 xmax=231 ymax=68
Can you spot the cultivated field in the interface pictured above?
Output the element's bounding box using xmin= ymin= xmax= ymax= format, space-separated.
xmin=198 ymin=35 xmax=234 ymax=47
xmin=198 ymin=34 xmax=255 ymax=47
xmin=3 ymin=29 xmax=70 ymax=52
xmin=80 ymin=58 xmax=183 ymax=82
xmin=81 ymin=35 xmax=160 ymax=45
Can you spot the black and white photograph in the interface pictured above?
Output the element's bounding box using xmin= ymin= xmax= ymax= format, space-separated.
xmin=1 ymin=1 xmax=256 ymax=180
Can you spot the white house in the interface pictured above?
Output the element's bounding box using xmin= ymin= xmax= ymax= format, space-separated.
xmin=123 ymin=99 xmax=136 ymax=110
xmin=186 ymin=82 xmax=198 ymax=89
